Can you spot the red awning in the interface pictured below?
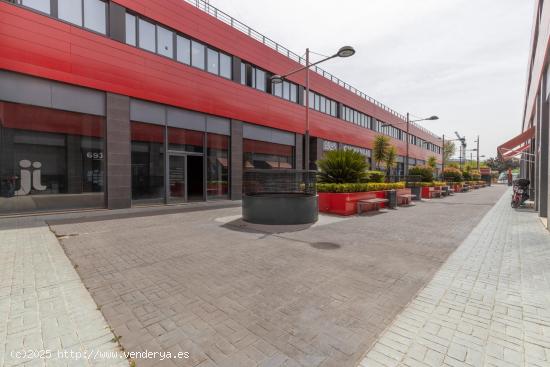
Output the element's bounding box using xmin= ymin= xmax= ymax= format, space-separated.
xmin=501 ymin=144 xmax=531 ymax=160
xmin=497 ymin=127 xmax=535 ymax=157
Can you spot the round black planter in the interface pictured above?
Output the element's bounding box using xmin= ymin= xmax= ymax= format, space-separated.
xmin=242 ymin=193 xmax=319 ymax=225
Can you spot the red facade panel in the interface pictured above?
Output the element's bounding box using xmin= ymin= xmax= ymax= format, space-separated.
xmin=0 ymin=1 xmax=440 ymax=161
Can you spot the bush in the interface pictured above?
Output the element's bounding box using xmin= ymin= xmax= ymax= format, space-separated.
xmin=470 ymin=170 xmax=481 ymax=180
xmin=462 ymin=170 xmax=472 ymax=181
xmin=443 ymin=167 xmax=463 ymax=183
xmin=366 ymin=170 xmax=385 ymax=183
xmin=409 ymin=165 xmax=434 ymax=182
xmin=408 ymin=181 xmax=446 ymax=187
xmin=317 ymin=149 xmax=368 ymax=183
xmin=316 ymin=182 xmax=405 ymax=193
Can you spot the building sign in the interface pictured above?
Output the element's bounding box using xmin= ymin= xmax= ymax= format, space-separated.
xmin=323 ymin=140 xmax=338 ymax=151
xmin=342 ymin=144 xmax=370 ymax=157
xmin=15 ymin=160 xmax=47 ymax=196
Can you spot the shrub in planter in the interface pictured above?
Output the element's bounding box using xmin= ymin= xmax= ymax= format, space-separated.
xmin=443 ymin=167 xmax=463 ymax=183
xmin=470 ymin=170 xmax=481 ymax=180
xmin=366 ymin=170 xmax=385 ymax=183
xmin=409 ymin=165 xmax=435 ymax=182
xmin=316 ymin=182 xmax=405 ymax=193
xmin=317 ymin=149 xmax=368 ymax=183
xmin=462 ymin=170 xmax=472 ymax=181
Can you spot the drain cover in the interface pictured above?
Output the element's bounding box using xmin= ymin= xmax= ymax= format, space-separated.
xmin=310 ymin=242 xmax=341 ymax=250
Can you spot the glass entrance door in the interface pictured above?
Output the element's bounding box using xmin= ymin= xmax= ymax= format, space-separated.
xmin=168 ymin=155 xmax=186 ymax=203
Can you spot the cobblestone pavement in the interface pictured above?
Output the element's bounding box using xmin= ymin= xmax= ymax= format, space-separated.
xmin=0 ymin=219 xmax=128 ymax=367
xmin=48 ymin=186 xmax=506 ymax=367
xmin=358 ymin=188 xmax=550 ymax=367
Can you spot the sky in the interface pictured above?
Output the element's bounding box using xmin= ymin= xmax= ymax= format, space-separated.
xmin=211 ymin=0 xmax=535 ymax=159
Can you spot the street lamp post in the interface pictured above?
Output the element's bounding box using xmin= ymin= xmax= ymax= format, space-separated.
xmin=271 ymin=46 xmax=355 ymax=169
xmin=383 ymin=115 xmax=439 ymax=177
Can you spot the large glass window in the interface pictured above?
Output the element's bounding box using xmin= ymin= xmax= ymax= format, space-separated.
xmin=207 ymin=134 xmax=229 ymax=200
xmin=138 ymin=18 xmax=156 ymax=52
xmin=240 ymin=63 xmax=246 ymax=85
xmin=176 ymin=35 xmax=191 ymax=64
xmin=0 ymin=102 xmax=105 ymax=214
xmin=207 ymin=48 xmax=219 ymax=75
xmin=243 ymin=139 xmax=294 ymax=169
xmin=219 ymin=53 xmax=232 ymax=79
xmin=254 ymin=69 xmax=266 ymax=92
xmin=157 ymin=25 xmax=174 ymax=58
xmin=273 ymin=82 xmax=282 ymax=98
xmin=191 ymin=41 xmax=205 ymax=69
xmin=21 ymin=0 xmax=50 ymax=14
xmin=290 ymin=84 xmax=297 ymax=103
xmin=168 ymin=128 xmax=204 ymax=153
xmin=83 ymin=0 xmax=106 ymax=34
xmin=131 ymin=122 xmax=165 ymax=204
xmin=125 ymin=13 xmax=136 ymax=46
xmin=58 ymin=0 xmax=83 ymax=26
xmin=282 ymin=81 xmax=290 ymax=100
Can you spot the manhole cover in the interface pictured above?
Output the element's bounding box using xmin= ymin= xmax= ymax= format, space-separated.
xmin=310 ymin=242 xmax=341 ymax=250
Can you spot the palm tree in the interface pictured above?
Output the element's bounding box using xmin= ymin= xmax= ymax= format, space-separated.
xmin=385 ymin=146 xmax=397 ymax=179
xmin=372 ymin=135 xmax=390 ymax=170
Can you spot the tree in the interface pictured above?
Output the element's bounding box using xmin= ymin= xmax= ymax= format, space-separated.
xmin=372 ymin=135 xmax=390 ymax=170
xmin=443 ymin=141 xmax=456 ymax=165
xmin=427 ymin=156 xmax=437 ymax=169
xmin=385 ymin=146 xmax=397 ymax=178
xmin=485 ymin=156 xmax=520 ymax=172
xmin=317 ymin=149 xmax=369 ymax=183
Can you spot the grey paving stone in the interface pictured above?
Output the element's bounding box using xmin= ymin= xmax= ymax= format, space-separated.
xmin=358 ymin=187 xmax=550 ymax=367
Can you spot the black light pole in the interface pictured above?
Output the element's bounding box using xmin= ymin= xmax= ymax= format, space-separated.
xmin=271 ymin=46 xmax=356 ymax=170
xmin=382 ymin=115 xmax=439 ymax=177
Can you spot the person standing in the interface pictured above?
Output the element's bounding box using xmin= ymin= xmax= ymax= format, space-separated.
xmin=507 ymin=168 xmax=513 ymax=186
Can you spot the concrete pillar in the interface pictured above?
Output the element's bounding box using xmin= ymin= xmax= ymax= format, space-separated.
xmin=309 ymin=137 xmax=324 ymax=170
xmin=539 ymin=80 xmax=549 ymax=217
xmin=106 ymin=93 xmax=131 ymax=209
xmin=230 ymin=119 xmax=243 ymax=200
xmin=295 ymin=133 xmax=303 ymax=169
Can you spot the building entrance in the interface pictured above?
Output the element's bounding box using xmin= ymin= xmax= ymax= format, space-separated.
xmin=168 ymin=153 xmax=204 ymax=203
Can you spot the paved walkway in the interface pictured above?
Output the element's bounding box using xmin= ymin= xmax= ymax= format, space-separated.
xmin=358 ymin=189 xmax=550 ymax=367
xmin=48 ymin=186 xmax=505 ymax=367
xmin=0 ymin=219 xmax=128 ymax=367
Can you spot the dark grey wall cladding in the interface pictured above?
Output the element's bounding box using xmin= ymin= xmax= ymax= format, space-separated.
xmin=242 ymin=123 xmax=296 ymax=146
xmin=168 ymin=108 xmax=206 ymax=131
xmin=295 ymin=134 xmax=303 ymax=169
xmin=130 ymin=99 xmax=166 ymax=125
xmin=129 ymin=98 xmax=230 ymax=135
xmin=230 ymin=120 xmax=244 ymax=200
xmin=0 ymin=70 xmax=105 ymax=116
xmin=106 ymin=93 xmax=131 ymax=210
xmin=207 ymin=116 xmax=230 ymax=135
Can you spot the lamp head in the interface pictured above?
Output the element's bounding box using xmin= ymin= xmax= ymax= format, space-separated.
xmin=336 ymin=46 xmax=355 ymax=58
xmin=270 ymin=75 xmax=283 ymax=84
xmin=427 ymin=115 xmax=439 ymax=120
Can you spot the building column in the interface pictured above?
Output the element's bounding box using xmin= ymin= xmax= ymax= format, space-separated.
xmin=295 ymin=133 xmax=303 ymax=169
xmin=106 ymin=93 xmax=131 ymax=209
xmin=230 ymin=119 xmax=243 ymax=200
xmin=539 ymin=79 xmax=549 ymax=217
xmin=309 ymin=137 xmax=324 ymax=170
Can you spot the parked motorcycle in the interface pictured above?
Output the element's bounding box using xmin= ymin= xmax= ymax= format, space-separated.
xmin=511 ymin=178 xmax=530 ymax=208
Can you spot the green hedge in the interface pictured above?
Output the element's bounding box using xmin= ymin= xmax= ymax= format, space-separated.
xmin=366 ymin=170 xmax=385 ymax=183
xmin=408 ymin=181 xmax=447 ymax=187
xmin=317 ymin=182 xmax=405 ymax=193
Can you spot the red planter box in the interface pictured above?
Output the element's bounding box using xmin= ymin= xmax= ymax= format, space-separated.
xmin=421 ymin=186 xmax=443 ymax=199
xmin=318 ymin=189 xmax=409 ymax=216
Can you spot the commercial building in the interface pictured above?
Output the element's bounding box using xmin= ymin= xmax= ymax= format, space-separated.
xmin=0 ymin=0 xmax=442 ymax=215
xmin=506 ymin=0 xmax=549 ymax=223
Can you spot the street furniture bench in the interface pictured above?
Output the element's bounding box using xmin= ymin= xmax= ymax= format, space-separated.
xmin=357 ymin=198 xmax=389 ymax=214
xmin=398 ymin=194 xmax=416 ymax=206
xmin=428 ymin=187 xmax=442 ymax=198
